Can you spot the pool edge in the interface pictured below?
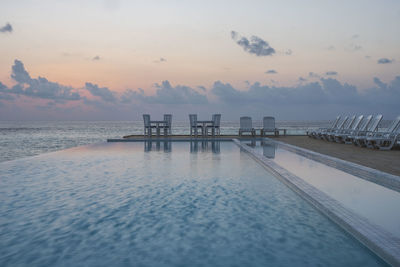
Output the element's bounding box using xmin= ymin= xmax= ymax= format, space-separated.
xmin=273 ymin=139 xmax=400 ymax=193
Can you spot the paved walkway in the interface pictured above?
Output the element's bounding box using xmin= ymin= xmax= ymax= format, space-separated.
xmin=276 ymin=136 xmax=400 ymax=176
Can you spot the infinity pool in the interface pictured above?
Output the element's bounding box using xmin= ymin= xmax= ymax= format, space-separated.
xmin=0 ymin=141 xmax=386 ymax=266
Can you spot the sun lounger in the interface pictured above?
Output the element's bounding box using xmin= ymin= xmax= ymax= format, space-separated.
xmin=327 ymin=115 xmax=355 ymax=142
xmin=308 ymin=116 xmax=340 ymax=139
xmin=334 ymin=115 xmax=364 ymax=143
xmin=322 ymin=116 xmax=348 ymax=141
xmin=239 ymin=116 xmax=255 ymax=137
xmin=366 ymin=115 xmax=400 ymax=150
xmin=345 ymin=115 xmax=373 ymax=144
xmin=316 ymin=116 xmax=342 ymax=139
xmin=353 ymin=114 xmax=382 ymax=147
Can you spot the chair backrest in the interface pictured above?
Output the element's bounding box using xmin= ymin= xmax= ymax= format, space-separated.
xmin=343 ymin=115 xmax=356 ymax=130
xmin=212 ymin=114 xmax=221 ymax=127
xmin=240 ymin=116 xmax=252 ymax=129
xmin=263 ymin=116 xmax=276 ymax=131
xmin=164 ymin=114 xmax=172 ymax=127
xmin=351 ymin=115 xmax=364 ymax=130
xmin=359 ymin=115 xmax=373 ymax=131
xmin=387 ymin=115 xmax=400 ymax=133
xmin=143 ymin=114 xmax=150 ymax=127
xmin=189 ymin=114 xmax=197 ymax=127
xmin=330 ymin=116 xmax=341 ymax=129
xmin=367 ymin=114 xmax=383 ymax=132
xmin=337 ymin=116 xmax=348 ymax=129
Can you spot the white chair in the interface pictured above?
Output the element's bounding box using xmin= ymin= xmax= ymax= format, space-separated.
xmin=189 ymin=114 xmax=202 ymax=136
xmin=261 ymin=116 xmax=278 ymax=136
xmin=143 ymin=114 xmax=156 ymax=137
xmin=366 ymin=115 xmax=400 ymax=150
xmin=353 ymin=114 xmax=382 ymax=147
xmin=163 ymin=114 xmax=172 ymax=136
xmin=206 ymin=114 xmax=221 ymax=136
xmin=239 ymin=117 xmax=255 ymax=137
xmin=334 ymin=115 xmax=363 ymax=143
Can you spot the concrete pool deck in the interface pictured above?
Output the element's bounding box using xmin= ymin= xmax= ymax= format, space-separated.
xmin=275 ymin=136 xmax=400 ymax=177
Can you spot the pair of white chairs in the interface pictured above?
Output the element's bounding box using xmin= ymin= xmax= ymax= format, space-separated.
xmin=143 ymin=114 xmax=172 ymax=136
xmin=189 ymin=114 xmax=221 ymax=137
xmin=239 ymin=116 xmax=278 ymax=137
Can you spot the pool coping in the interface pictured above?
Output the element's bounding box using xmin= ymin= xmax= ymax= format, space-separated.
xmin=233 ymin=139 xmax=400 ymax=266
xmin=272 ymin=139 xmax=400 ymax=193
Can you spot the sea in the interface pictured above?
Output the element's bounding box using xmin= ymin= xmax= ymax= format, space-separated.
xmin=0 ymin=120 xmax=332 ymax=163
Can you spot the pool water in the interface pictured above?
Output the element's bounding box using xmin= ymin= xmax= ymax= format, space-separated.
xmin=0 ymin=141 xmax=387 ymax=266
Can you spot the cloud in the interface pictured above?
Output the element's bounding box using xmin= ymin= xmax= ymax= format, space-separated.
xmin=85 ymin=82 xmax=116 ymax=102
xmin=211 ymin=76 xmax=398 ymax=110
xmin=326 ymin=45 xmax=335 ymax=51
xmin=373 ymin=77 xmax=387 ymax=90
xmin=0 ymin=81 xmax=8 ymax=91
xmin=231 ymin=31 xmax=275 ymax=57
xmin=308 ymin=72 xmax=320 ymax=79
xmin=346 ymin=43 xmax=362 ymax=52
xmin=265 ymin=70 xmax=277 ymax=74
xmin=3 ymin=60 xmax=80 ymax=101
xmin=0 ymin=23 xmax=12 ymax=33
xmin=377 ymin=58 xmax=394 ymax=64
xmin=352 ymin=34 xmax=359 ymax=39
xmin=212 ymin=80 xmax=329 ymax=105
xmin=326 ymin=71 xmax=338 ymax=76
xmin=124 ymin=81 xmax=208 ymax=105
xmin=92 ymin=55 xmax=101 ymax=61
xmin=197 ymin=86 xmax=206 ymax=91
xmin=1 ymin=59 xmax=400 ymax=120
xmin=363 ymin=76 xmax=400 ymax=106
xmin=154 ymin=57 xmax=167 ymax=63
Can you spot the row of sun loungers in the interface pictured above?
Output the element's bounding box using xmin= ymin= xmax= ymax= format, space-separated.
xmin=308 ymin=115 xmax=400 ymax=150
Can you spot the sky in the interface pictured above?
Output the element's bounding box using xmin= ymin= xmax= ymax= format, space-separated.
xmin=0 ymin=0 xmax=399 ymax=120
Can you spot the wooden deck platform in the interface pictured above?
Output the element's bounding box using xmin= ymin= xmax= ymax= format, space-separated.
xmin=108 ymin=134 xmax=284 ymax=142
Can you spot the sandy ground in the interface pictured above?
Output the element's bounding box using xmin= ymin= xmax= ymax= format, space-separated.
xmin=275 ymin=136 xmax=400 ymax=177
